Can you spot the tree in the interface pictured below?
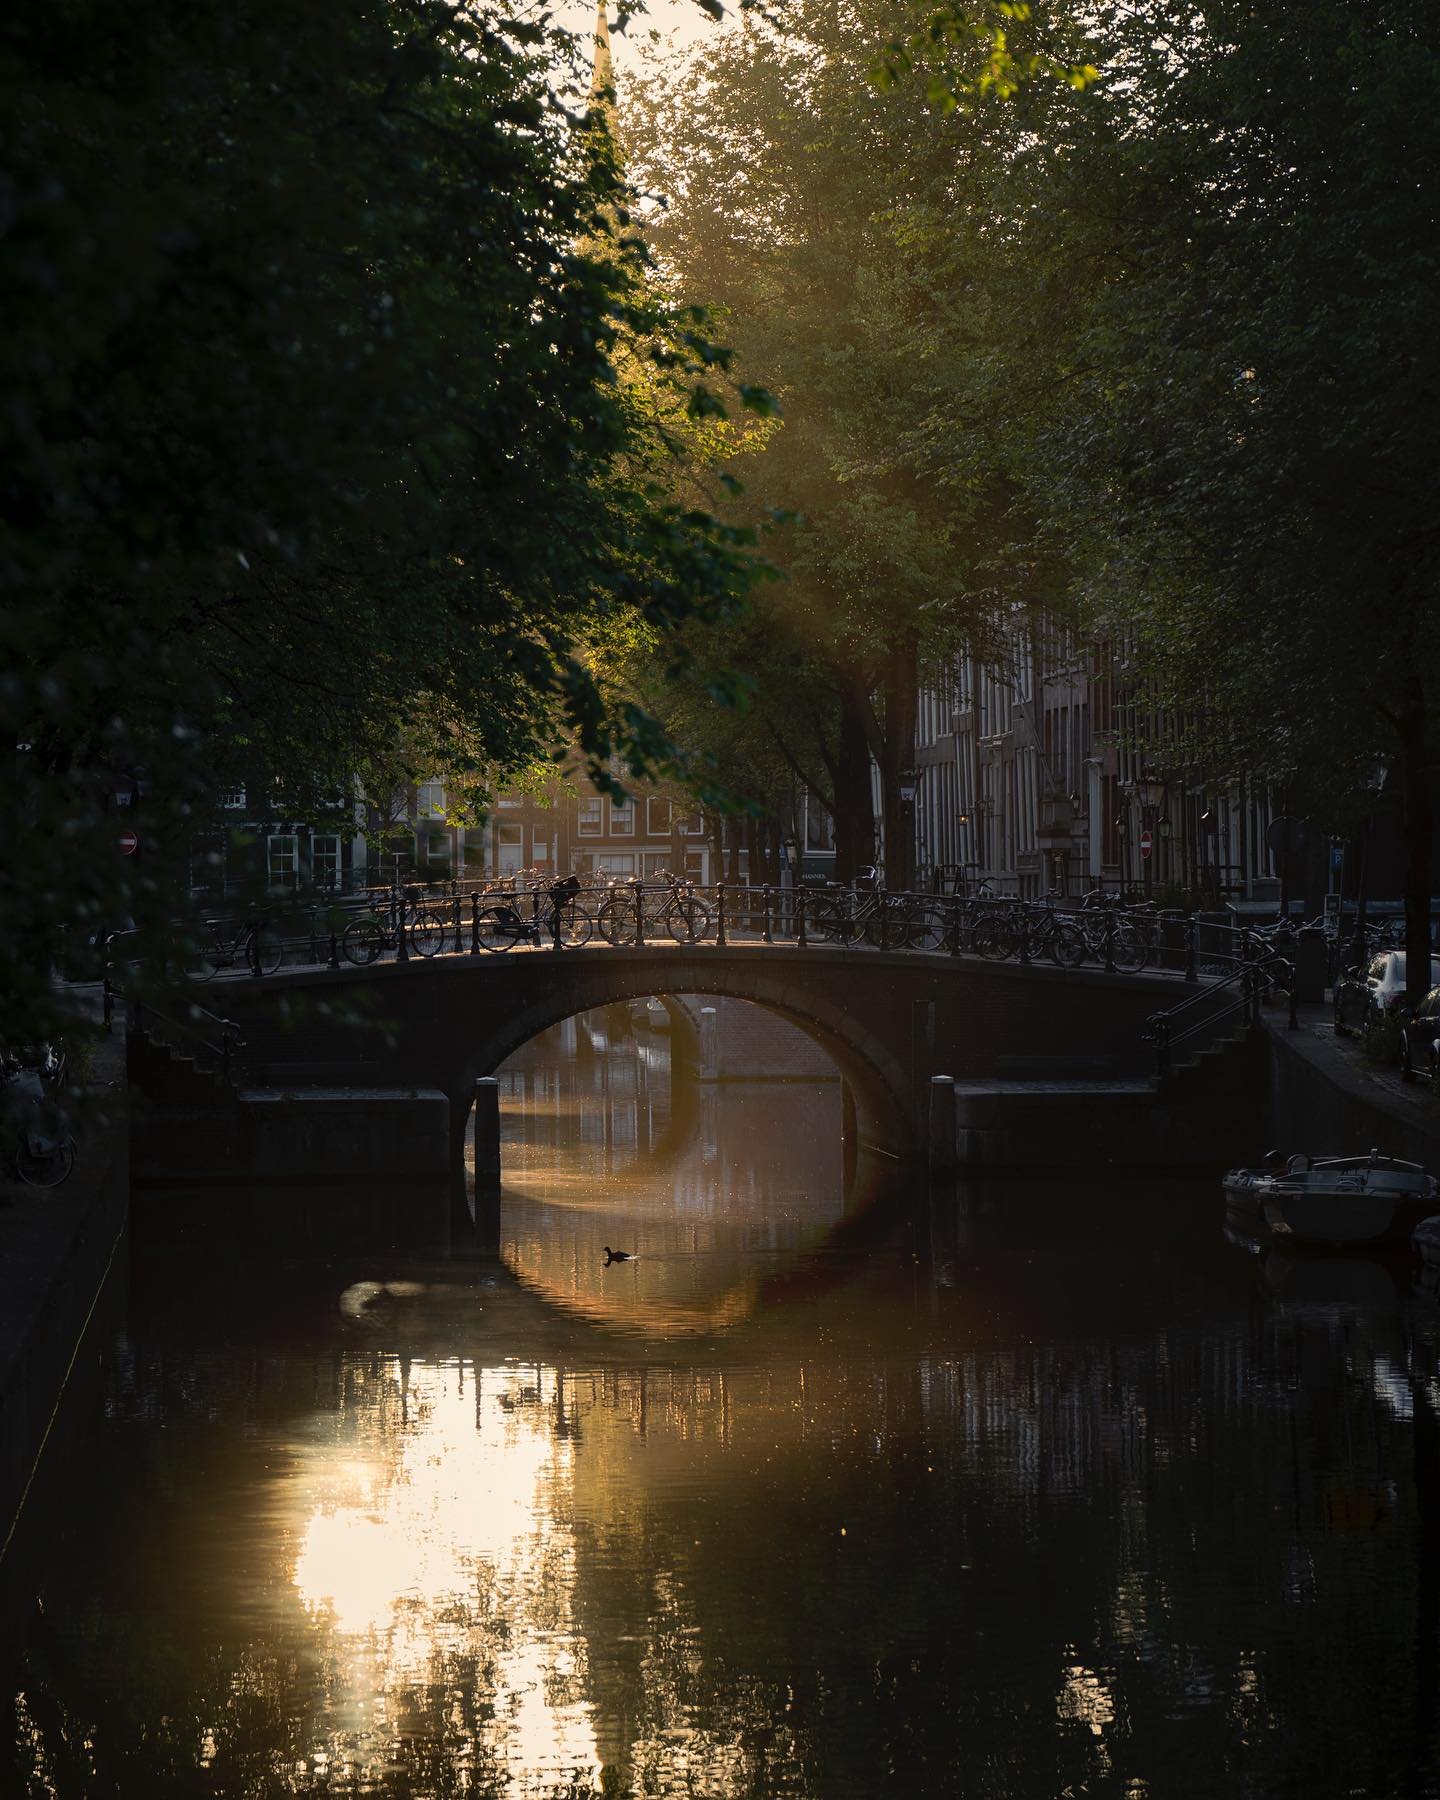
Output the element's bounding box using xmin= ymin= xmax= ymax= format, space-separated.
xmin=998 ymin=0 xmax=1440 ymax=991
xmin=624 ymin=0 xmax=1098 ymax=889
xmin=1 ymin=0 xmax=766 ymax=1044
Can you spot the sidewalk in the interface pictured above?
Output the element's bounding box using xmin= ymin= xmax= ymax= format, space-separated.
xmin=0 ymin=1010 xmax=129 ymax=1592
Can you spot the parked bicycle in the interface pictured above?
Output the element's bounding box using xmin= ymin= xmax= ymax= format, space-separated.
xmin=970 ymin=895 xmax=1088 ymax=967
xmin=596 ymin=876 xmax=714 ymax=947
xmin=474 ymin=875 xmax=594 ymax=951
xmin=341 ymin=886 xmax=452 ymax=965
xmin=805 ymin=868 xmax=947 ymax=951
xmin=1072 ymin=890 xmax=1154 ymax=972
xmin=190 ymin=914 xmax=284 ymax=980
xmin=3 ymin=1043 xmax=76 ymax=1187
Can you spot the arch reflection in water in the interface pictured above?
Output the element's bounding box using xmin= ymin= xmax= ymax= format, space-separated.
xmin=486 ymin=1002 xmax=846 ymax=1338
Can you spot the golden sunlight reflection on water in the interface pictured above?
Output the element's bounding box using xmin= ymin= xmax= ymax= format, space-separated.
xmin=291 ymin=1359 xmax=600 ymax=1789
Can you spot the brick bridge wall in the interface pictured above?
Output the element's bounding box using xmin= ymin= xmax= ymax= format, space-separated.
xmin=221 ymin=946 xmax=1179 ymax=1164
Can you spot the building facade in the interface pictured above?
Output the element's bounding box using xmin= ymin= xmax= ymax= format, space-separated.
xmin=911 ymin=621 xmax=1281 ymax=906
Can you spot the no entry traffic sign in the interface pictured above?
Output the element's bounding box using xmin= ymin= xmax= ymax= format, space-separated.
xmin=1139 ymin=828 xmax=1153 ymax=860
xmin=118 ymin=828 xmax=139 ymax=856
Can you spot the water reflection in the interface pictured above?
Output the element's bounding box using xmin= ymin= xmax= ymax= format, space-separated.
xmin=12 ymin=1009 xmax=1440 ymax=1796
xmin=488 ymin=1007 xmax=845 ymax=1339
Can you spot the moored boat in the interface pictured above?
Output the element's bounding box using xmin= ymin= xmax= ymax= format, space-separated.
xmin=1256 ymin=1150 xmax=1436 ymax=1245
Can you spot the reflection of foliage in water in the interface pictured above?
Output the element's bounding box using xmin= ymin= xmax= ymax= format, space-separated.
xmin=10 ymin=1186 xmax=1440 ymax=1796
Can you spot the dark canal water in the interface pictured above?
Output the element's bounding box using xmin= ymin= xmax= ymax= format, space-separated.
xmin=9 ymin=1002 xmax=1440 ymax=1797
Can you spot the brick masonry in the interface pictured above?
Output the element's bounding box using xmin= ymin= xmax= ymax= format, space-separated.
xmin=222 ymin=946 xmax=1182 ymax=1163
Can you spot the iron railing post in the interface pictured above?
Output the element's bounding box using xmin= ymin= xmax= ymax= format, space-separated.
xmin=470 ymin=892 xmax=482 ymax=954
xmin=1018 ymin=904 xmax=1032 ymax=967
xmin=328 ymin=924 xmax=340 ymax=971
xmin=307 ymin=909 xmax=320 ymax=965
xmin=102 ymin=933 xmax=115 ymax=1032
xmin=1184 ymin=914 xmax=1198 ymax=982
xmin=395 ymin=885 xmax=409 ymax=962
xmin=1152 ymin=1015 xmax=1171 ymax=1085
xmin=1103 ymin=910 xmax=1116 ymax=974
xmin=762 ymin=885 xmax=774 ymax=945
xmin=796 ymin=884 xmax=808 ymax=948
xmin=248 ymin=926 xmax=262 ymax=977
xmin=634 ymin=881 xmax=645 ymax=948
xmin=453 ymin=894 xmax=463 ymax=956
xmin=716 ymin=882 xmax=727 ymax=948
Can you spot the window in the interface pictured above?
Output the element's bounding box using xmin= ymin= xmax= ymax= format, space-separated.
xmin=596 ymin=852 xmax=635 ymax=875
xmin=426 ymin=830 xmax=451 ymax=864
xmin=646 ymin=797 xmax=671 ymax=835
xmin=577 ymin=797 xmax=603 ymax=837
xmin=417 ymin=780 xmax=445 ymax=819
xmin=267 ymin=834 xmax=298 ymax=887
xmin=311 ymin=834 xmax=340 ymax=890
xmin=496 ymin=793 xmax=522 ymax=809
xmin=610 ymin=798 xmax=634 ymax=835
xmin=805 ymin=800 xmax=835 ymax=853
xmin=641 ymin=852 xmax=672 ymax=878
xmin=220 ymin=786 xmax=247 ymax=811
xmin=495 ymin=822 xmax=523 ymax=873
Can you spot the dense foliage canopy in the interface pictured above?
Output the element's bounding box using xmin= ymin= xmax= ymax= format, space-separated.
xmin=1 ymin=0 xmax=764 ymax=1041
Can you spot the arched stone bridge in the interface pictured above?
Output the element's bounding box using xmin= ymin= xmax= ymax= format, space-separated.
xmin=220 ymin=943 xmax=1179 ymax=1168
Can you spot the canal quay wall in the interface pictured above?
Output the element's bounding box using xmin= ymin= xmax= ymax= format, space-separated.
xmin=132 ymin=1086 xmax=452 ymax=1188
xmin=1266 ymin=1007 xmax=1440 ymax=1168
xmin=0 ymin=1024 xmax=129 ymax=1633
xmin=937 ymin=1006 xmax=1440 ymax=1174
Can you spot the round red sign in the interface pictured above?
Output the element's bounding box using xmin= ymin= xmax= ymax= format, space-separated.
xmin=118 ymin=828 xmax=139 ymax=856
xmin=1139 ymin=828 xmax=1153 ymax=860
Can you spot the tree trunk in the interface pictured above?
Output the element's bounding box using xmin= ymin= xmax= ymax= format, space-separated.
xmin=835 ymin=685 xmax=875 ymax=885
xmin=880 ymin=633 xmax=918 ymax=891
xmin=725 ymin=814 xmax=744 ymax=885
xmin=1402 ymin=689 xmax=1433 ymax=1005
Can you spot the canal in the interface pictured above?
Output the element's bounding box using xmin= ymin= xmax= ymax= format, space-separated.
xmin=9 ymin=1002 xmax=1440 ymax=1797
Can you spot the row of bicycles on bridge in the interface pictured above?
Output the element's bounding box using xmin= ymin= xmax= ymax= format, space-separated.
xmin=185 ymin=872 xmax=1201 ymax=971
xmin=206 ymin=872 xmax=1201 ymax=970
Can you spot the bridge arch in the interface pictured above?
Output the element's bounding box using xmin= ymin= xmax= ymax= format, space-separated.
xmin=455 ymin=960 xmax=914 ymax=1168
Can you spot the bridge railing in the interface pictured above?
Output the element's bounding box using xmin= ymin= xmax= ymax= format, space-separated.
xmin=149 ymin=883 xmax=1308 ymax=990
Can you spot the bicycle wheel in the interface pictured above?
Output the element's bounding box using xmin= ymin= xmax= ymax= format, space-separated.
xmin=251 ymin=926 xmax=284 ymax=975
xmin=1108 ymin=924 xmax=1149 ymax=972
xmin=903 ymin=903 xmax=948 ymax=952
xmin=598 ymin=896 xmax=638 ymax=947
xmin=556 ymin=900 xmax=594 ymax=947
xmin=1045 ymin=920 xmax=1087 ymax=969
xmin=972 ymin=916 xmax=1018 ymax=960
xmin=475 ymin=905 xmax=524 ymax=952
xmin=15 ymin=1133 xmax=76 ymax=1188
xmin=408 ymin=908 xmax=447 ymax=957
xmin=342 ymin=918 xmax=385 ymax=965
xmin=187 ymin=933 xmax=223 ymax=982
xmin=666 ymin=895 xmax=713 ymax=944
xmin=801 ymin=894 xmax=849 ymax=942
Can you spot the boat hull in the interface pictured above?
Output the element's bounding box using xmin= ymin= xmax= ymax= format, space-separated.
xmin=1262 ymin=1191 xmax=1400 ymax=1244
